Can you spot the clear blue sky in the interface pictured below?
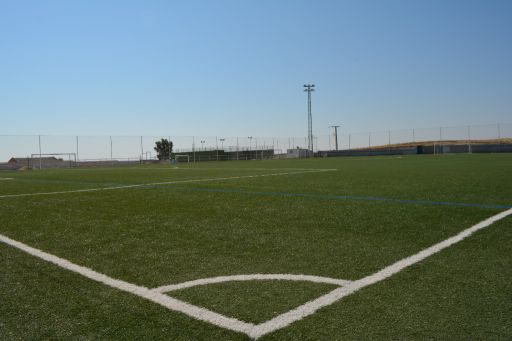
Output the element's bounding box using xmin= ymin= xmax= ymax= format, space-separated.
xmin=1 ymin=0 xmax=511 ymax=137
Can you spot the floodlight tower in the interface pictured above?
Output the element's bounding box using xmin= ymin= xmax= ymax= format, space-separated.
xmin=304 ymin=84 xmax=315 ymax=153
xmin=329 ymin=125 xmax=341 ymax=151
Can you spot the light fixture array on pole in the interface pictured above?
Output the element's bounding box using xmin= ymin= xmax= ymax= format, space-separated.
xmin=303 ymin=84 xmax=315 ymax=154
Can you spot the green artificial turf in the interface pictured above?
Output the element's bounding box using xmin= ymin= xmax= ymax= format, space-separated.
xmin=169 ymin=281 xmax=339 ymax=324
xmin=0 ymin=154 xmax=511 ymax=339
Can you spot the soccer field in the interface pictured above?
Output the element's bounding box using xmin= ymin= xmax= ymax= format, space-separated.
xmin=1 ymin=154 xmax=511 ymax=340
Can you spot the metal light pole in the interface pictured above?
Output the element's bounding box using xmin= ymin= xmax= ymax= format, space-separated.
xmin=219 ymin=138 xmax=225 ymax=150
xmin=329 ymin=125 xmax=341 ymax=151
xmin=303 ymin=84 xmax=315 ymax=154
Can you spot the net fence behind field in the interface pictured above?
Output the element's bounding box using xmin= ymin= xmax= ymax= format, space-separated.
xmin=1 ymin=123 xmax=511 ymax=166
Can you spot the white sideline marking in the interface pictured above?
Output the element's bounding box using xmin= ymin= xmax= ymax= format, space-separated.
xmin=0 ymin=234 xmax=255 ymax=335
xmin=153 ymin=274 xmax=351 ymax=293
xmin=248 ymin=206 xmax=512 ymax=339
xmin=1 ymin=207 xmax=511 ymax=339
xmin=0 ymin=178 xmax=14 ymax=180
xmin=0 ymin=169 xmax=332 ymax=199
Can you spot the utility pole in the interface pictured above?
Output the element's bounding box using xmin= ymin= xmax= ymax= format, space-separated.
xmin=303 ymin=84 xmax=315 ymax=154
xmin=329 ymin=125 xmax=341 ymax=151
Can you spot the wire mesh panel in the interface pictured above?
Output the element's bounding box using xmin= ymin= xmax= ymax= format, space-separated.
xmin=369 ymin=131 xmax=389 ymax=148
xmin=315 ymin=135 xmax=330 ymax=151
xmin=471 ymin=124 xmax=501 ymax=140
xmin=169 ymin=136 xmax=192 ymax=154
xmin=441 ymin=126 xmax=471 ymax=142
xmin=1 ymin=123 xmax=511 ymax=164
xmin=338 ymin=134 xmax=350 ymax=150
xmin=0 ymin=135 xmax=39 ymax=162
xmin=109 ymin=136 xmax=143 ymax=161
xmin=413 ymin=127 xmax=442 ymax=143
xmin=75 ymin=136 xmax=111 ymax=161
xmin=222 ymin=137 xmax=241 ymax=153
xmin=40 ymin=135 xmax=77 ymax=155
xmin=499 ymin=123 xmax=512 ymax=139
xmin=140 ymin=136 xmax=161 ymax=160
xmin=390 ymin=129 xmax=415 ymax=145
xmin=346 ymin=132 xmax=371 ymax=150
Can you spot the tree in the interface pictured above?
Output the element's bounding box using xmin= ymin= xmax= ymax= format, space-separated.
xmin=154 ymin=138 xmax=173 ymax=160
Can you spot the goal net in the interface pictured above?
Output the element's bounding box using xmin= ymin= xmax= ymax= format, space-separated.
xmin=175 ymin=155 xmax=190 ymax=163
xmin=30 ymin=153 xmax=77 ymax=169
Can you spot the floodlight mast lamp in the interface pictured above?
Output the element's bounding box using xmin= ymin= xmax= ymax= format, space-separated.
xmin=304 ymin=84 xmax=315 ymax=154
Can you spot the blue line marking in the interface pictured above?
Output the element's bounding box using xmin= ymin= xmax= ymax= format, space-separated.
xmin=168 ymin=186 xmax=512 ymax=210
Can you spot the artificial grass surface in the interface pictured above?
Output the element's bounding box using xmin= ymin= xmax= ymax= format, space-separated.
xmin=169 ymin=281 xmax=339 ymax=324
xmin=1 ymin=154 xmax=511 ymax=339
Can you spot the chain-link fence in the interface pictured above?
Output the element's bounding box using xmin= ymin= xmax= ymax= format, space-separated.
xmin=1 ymin=123 xmax=511 ymax=167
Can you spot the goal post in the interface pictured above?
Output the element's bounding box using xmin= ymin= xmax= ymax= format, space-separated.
xmin=175 ymin=155 xmax=190 ymax=163
xmin=30 ymin=153 xmax=77 ymax=169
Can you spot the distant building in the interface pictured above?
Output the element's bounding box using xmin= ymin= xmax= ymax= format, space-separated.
xmin=8 ymin=156 xmax=64 ymax=169
xmin=286 ymin=148 xmax=312 ymax=158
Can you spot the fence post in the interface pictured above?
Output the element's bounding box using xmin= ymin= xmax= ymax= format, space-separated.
xmin=76 ymin=136 xmax=79 ymax=163
xmin=497 ymin=123 xmax=502 ymax=153
xmin=193 ymin=136 xmax=196 ymax=163
xmin=467 ymin=125 xmax=472 ymax=153
xmin=412 ymin=128 xmax=415 ymax=142
xmin=38 ymin=135 xmax=42 ymax=170
xmin=110 ymin=136 xmax=113 ymax=165
xmin=388 ymin=130 xmax=391 ymax=153
xmin=349 ymin=134 xmax=351 ymax=150
xmin=439 ymin=127 xmax=443 ymax=154
xmin=140 ymin=136 xmax=143 ymax=161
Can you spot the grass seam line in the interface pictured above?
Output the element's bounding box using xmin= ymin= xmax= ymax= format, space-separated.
xmin=167 ymin=186 xmax=512 ymax=210
xmin=0 ymin=169 xmax=333 ymax=199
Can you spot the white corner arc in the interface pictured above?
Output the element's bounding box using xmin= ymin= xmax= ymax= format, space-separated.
xmin=1 ymin=207 xmax=511 ymax=339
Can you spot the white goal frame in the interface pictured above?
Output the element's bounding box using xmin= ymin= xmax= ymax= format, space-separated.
xmin=30 ymin=153 xmax=77 ymax=169
xmin=175 ymin=155 xmax=190 ymax=163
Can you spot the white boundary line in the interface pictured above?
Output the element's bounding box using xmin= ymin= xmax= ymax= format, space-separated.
xmin=0 ymin=178 xmax=14 ymax=180
xmin=0 ymin=233 xmax=255 ymax=335
xmin=248 ymin=206 xmax=512 ymax=338
xmin=0 ymin=169 xmax=333 ymax=199
xmin=153 ymin=274 xmax=351 ymax=293
xmin=1 ymin=207 xmax=511 ymax=338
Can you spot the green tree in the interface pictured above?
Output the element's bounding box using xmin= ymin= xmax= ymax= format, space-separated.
xmin=154 ymin=138 xmax=173 ymax=160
